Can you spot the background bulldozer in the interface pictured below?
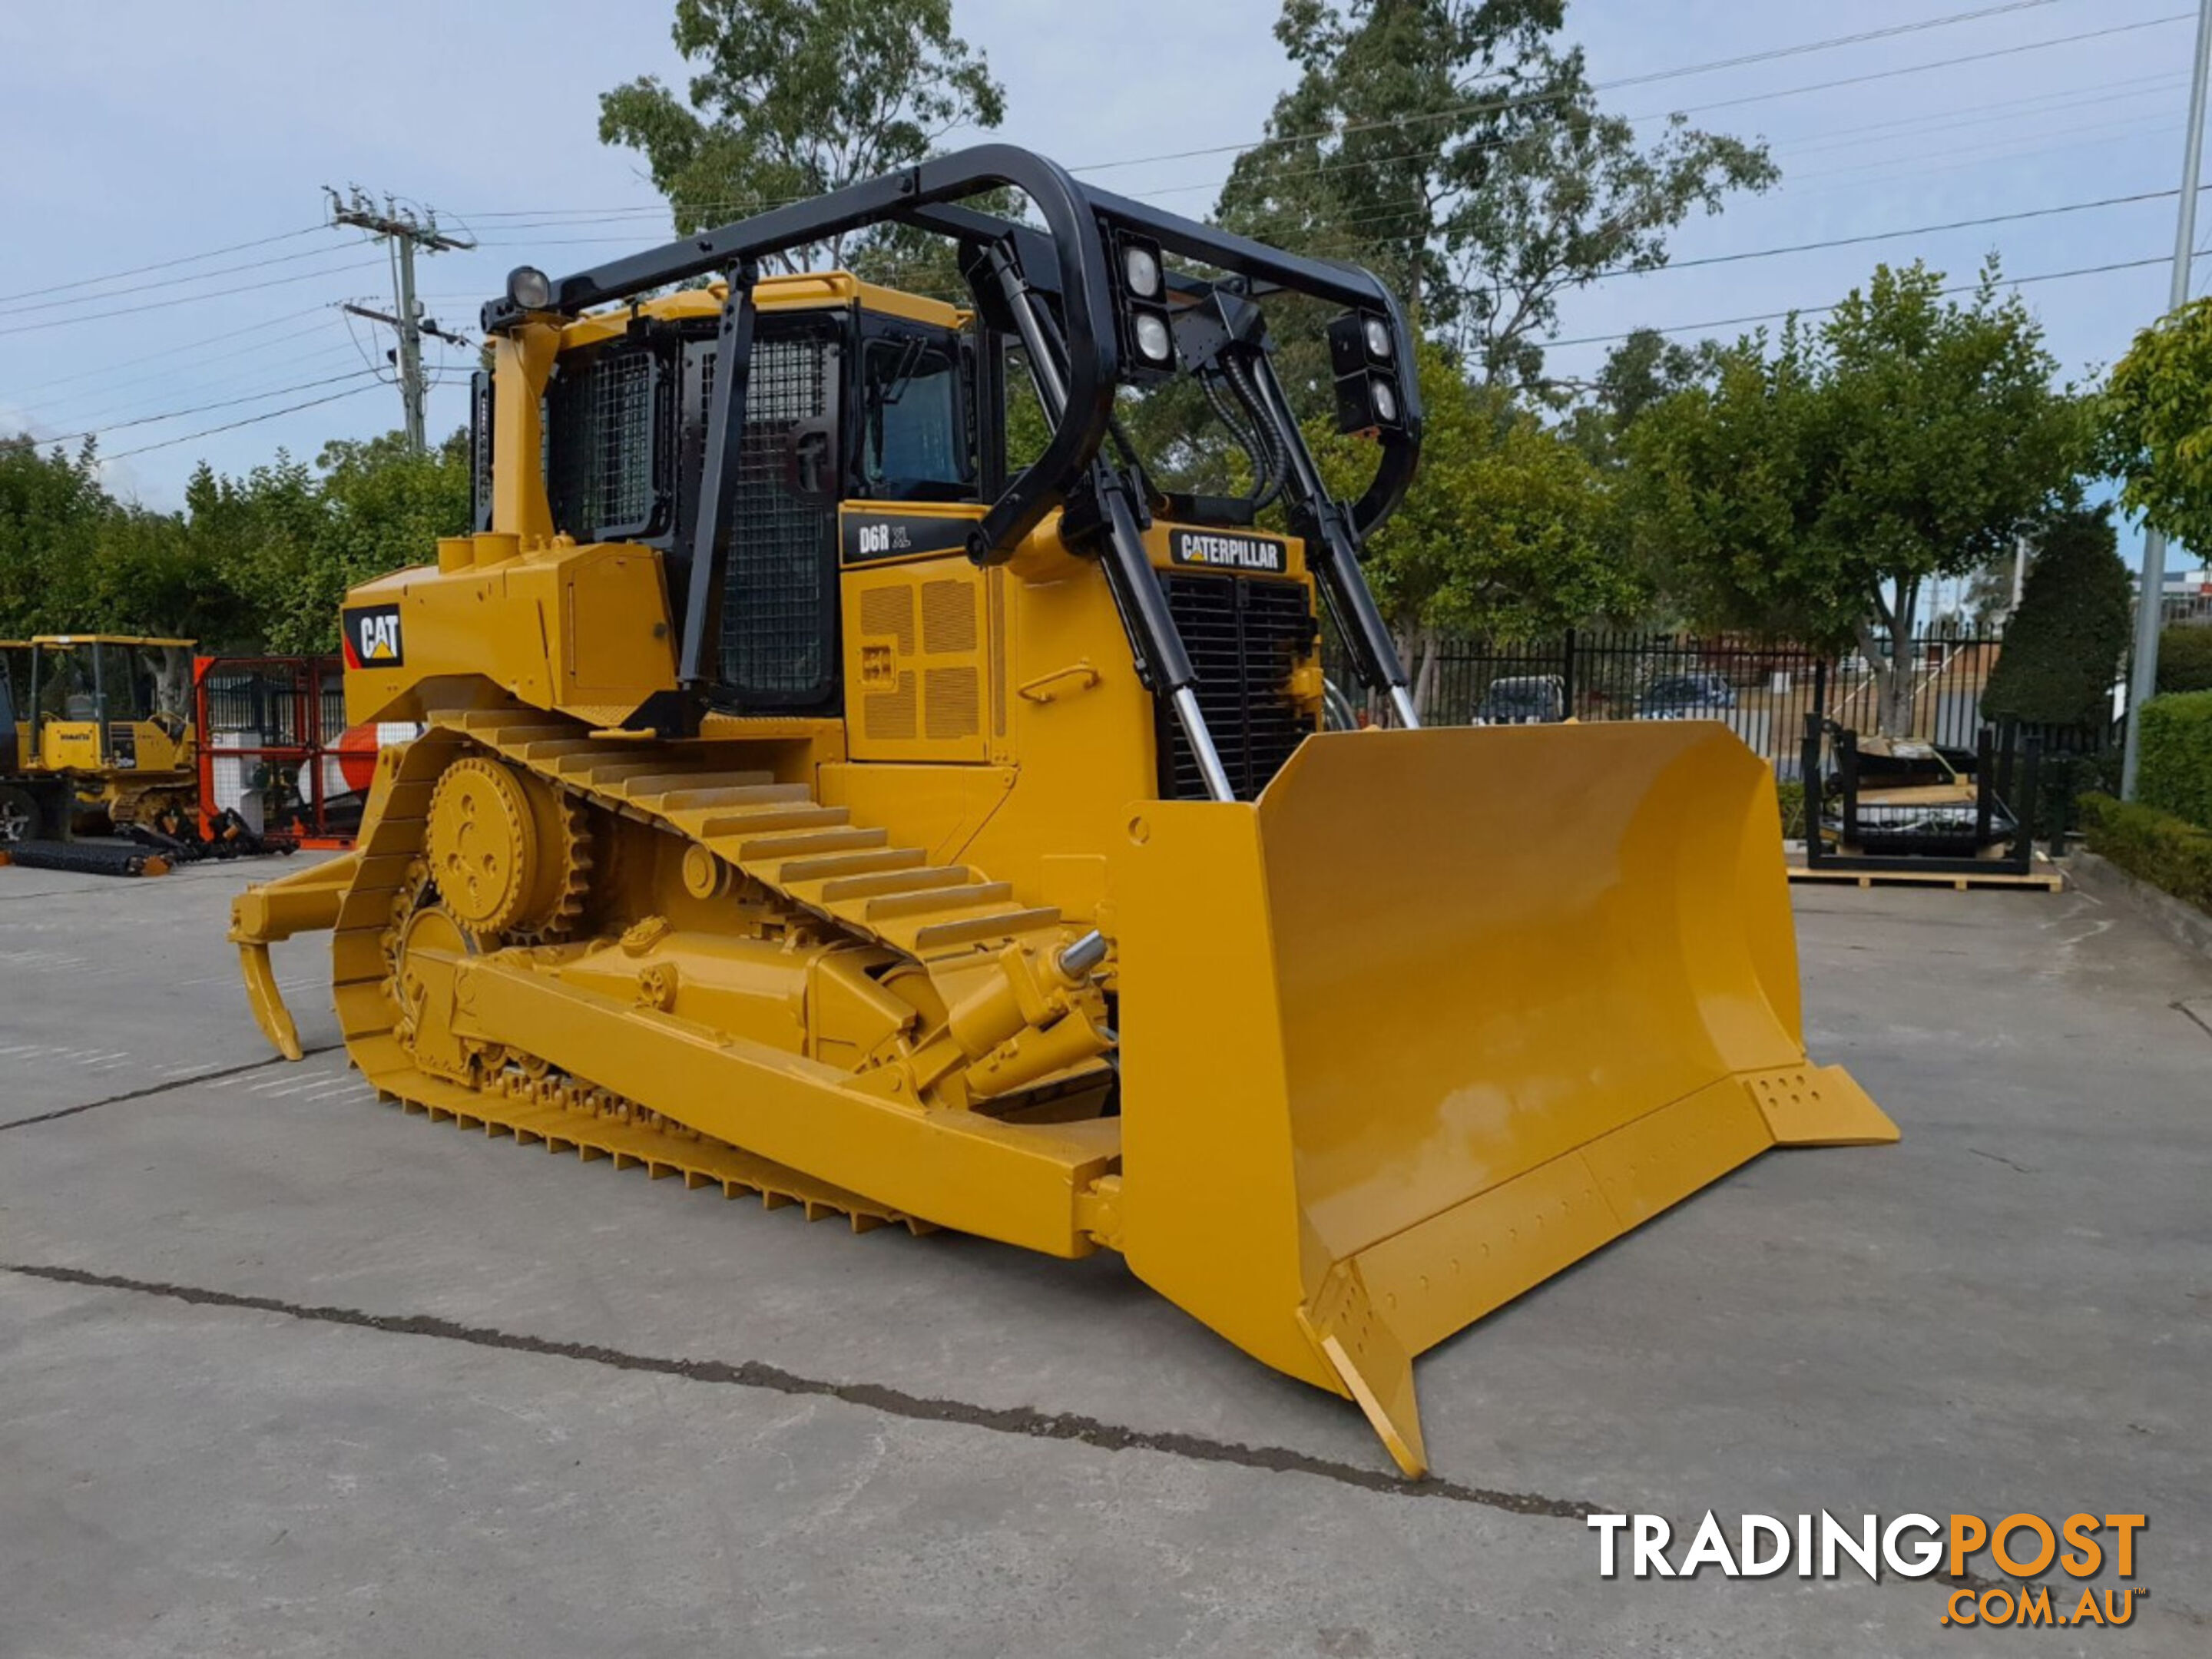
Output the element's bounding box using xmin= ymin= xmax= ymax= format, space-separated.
xmin=232 ymin=147 xmax=1893 ymax=1476
xmin=2 ymin=634 xmax=202 ymax=873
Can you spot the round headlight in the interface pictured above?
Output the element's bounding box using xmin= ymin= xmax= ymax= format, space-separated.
xmin=1363 ymin=316 xmax=1392 ymax=360
xmin=1124 ymin=243 xmax=1162 ymax=299
xmin=1133 ymin=310 xmax=1174 ymax=364
xmin=1371 ymin=378 xmax=1399 ymax=424
xmin=507 ymin=266 xmax=553 ymax=310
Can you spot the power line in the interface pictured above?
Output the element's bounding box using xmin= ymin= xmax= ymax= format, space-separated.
xmin=1545 ymin=246 xmax=2204 ymax=350
xmin=1563 ymin=186 xmax=2209 ymax=279
xmin=101 ymin=383 xmax=389 ymax=462
xmin=677 ymin=172 xmax=2206 ymax=300
xmin=419 ymin=10 xmax=2205 ymax=326
xmin=0 ymin=257 xmax=388 ymax=339
xmin=0 ymin=237 xmax=377 ymax=320
xmin=1789 ymin=104 xmax=2176 ymax=183
xmin=0 ymin=3 xmax=2166 ymax=469
xmin=453 ymin=5 xmax=2170 ymax=231
xmin=1119 ymin=15 xmax=2194 ymax=208
xmin=28 ymin=339 xmax=363 ymax=433
xmin=1784 ymin=111 xmax=2180 ymax=197
xmin=0 ymin=224 xmax=325 ymax=307
xmin=0 ymin=305 xmax=337 ymax=399
xmin=1767 ymin=68 xmax=2184 ymax=159
xmin=2 ymin=369 xmax=385 ymax=453
xmin=1061 ymin=0 xmax=2098 ymax=177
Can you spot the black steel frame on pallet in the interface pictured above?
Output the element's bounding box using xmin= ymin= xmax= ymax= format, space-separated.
xmin=1798 ymin=714 xmax=2045 ymax=879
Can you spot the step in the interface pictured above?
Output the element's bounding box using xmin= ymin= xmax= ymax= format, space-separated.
xmin=454 ymin=709 xmax=570 ymax=736
xmin=570 ymin=759 xmax=698 ymax=789
xmin=773 ymin=846 xmax=927 ymax=885
xmin=730 ymin=826 xmax=890 ymax=863
xmin=677 ymin=803 xmax=846 ymax=836
xmin=909 ymin=907 xmax=1063 ymax=953
xmin=618 ymin=770 xmax=774 ymax=800
xmin=664 ymin=785 xmax=821 ymax=820
xmin=547 ymin=750 xmax=657 ymax=777
xmin=813 ymin=865 xmax=974 ymax=903
xmin=481 ymin=727 xmax=578 ymax=749
xmin=510 ymin=737 xmax=605 ymax=763
xmin=863 ymin=882 xmax=1013 ymax=922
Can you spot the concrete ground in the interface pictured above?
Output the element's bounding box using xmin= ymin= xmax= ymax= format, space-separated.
xmin=0 ymin=854 xmax=2206 ymax=1657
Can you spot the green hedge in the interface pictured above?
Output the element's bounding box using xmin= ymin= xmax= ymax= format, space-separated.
xmin=2080 ymin=793 xmax=2212 ymax=912
xmin=1775 ymin=778 xmax=1806 ymax=840
xmin=2159 ymin=625 xmax=2212 ymax=694
xmin=2138 ymin=690 xmax=2212 ymax=830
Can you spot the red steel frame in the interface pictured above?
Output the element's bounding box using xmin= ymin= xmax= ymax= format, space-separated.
xmin=193 ymin=655 xmax=357 ymax=849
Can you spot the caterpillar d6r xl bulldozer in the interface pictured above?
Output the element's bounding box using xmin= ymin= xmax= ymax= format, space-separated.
xmin=230 ymin=147 xmax=1896 ymax=1475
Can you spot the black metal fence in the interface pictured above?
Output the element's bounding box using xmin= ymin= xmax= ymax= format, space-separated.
xmin=1335 ymin=628 xmax=2032 ymax=776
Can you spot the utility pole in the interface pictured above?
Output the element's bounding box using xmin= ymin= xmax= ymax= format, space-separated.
xmin=326 ymin=187 xmax=475 ymax=454
xmin=2124 ymin=0 xmax=2212 ymax=799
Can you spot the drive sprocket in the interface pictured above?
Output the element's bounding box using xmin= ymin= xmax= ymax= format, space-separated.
xmin=422 ymin=756 xmax=588 ymax=944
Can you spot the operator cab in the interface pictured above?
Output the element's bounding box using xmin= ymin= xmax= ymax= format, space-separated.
xmin=497 ymin=276 xmax=985 ymax=717
xmin=22 ymin=637 xmax=194 ymax=770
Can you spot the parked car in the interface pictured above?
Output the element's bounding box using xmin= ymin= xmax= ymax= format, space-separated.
xmin=1637 ymin=671 xmax=1737 ymax=718
xmin=1472 ymin=674 xmax=1566 ymax=725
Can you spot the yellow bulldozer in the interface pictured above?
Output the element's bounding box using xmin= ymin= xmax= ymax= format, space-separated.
xmin=230 ymin=147 xmax=1895 ymax=1476
xmin=2 ymin=634 xmax=198 ymax=864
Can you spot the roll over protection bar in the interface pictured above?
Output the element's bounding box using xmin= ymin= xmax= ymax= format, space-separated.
xmin=481 ymin=144 xmax=1424 ymax=729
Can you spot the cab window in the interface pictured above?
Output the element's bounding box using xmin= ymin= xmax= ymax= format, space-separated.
xmin=98 ymin=644 xmax=154 ymax=722
xmin=38 ymin=650 xmax=96 ymax=720
xmin=859 ymin=334 xmax=969 ymax=498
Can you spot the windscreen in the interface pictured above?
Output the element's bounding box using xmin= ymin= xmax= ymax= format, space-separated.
xmin=860 ymin=335 xmax=969 ymax=495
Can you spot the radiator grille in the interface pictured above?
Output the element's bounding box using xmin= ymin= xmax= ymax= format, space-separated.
xmin=920 ymin=579 xmax=978 ymax=654
xmin=1158 ymin=574 xmax=1317 ymax=801
xmin=859 ymin=584 xmax=916 ymax=654
xmin=924 ymin=667 xmax=980 ymax=740
xmin=864 ymin=671 xmax=918 ymax=741
xmin=709 ymin=335 xmax=839 ymax=704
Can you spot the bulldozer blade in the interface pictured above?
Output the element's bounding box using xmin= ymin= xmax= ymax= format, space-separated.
xmin=1114 ymin=724 xmax=1896 ymax=1478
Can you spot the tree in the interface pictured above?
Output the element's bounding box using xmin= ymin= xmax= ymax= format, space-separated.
xmin=1979 ymin=506 xmax=2131 ymax=730
xmin=1310 ymin=343 xmax=1638 ymax=710
xmin=2097 ymin=292 xmax=2212 ymax=555
xmin=2160 ymin=624 xmax=2212 ymax=693
xmin=1564 ymin=326 xmax=1723 ymax=464
xmin=599 ymin=0 xmax=1004 ymax=272
xmin=0 ymin=439 xmax=108 ymax=636
xmin=1215 ymin=0 xmax=1775 ymax=385
xmin=181 ymin=432 xmax=471 ymax=654
xmin=1624 ymin=263 xmax=2085 ymax=732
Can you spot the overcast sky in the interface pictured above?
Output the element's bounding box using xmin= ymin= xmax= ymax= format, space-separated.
xmin=1 ymin=0 xmax=2203 ymax=579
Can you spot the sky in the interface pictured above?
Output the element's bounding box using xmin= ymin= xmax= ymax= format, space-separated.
xmin=1 ymin=0 xmax=2207 ymax=592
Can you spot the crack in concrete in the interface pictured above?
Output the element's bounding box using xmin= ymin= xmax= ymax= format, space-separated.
xmin=2173 ymin=1000 xmax=2212 ymax=1043
xmin=1968 ymin=1147 xmax=2035 ymax=1175
xmin=6 ymin=1261 xmax=2195 ymax=1625
xmin=0 ymin=1047 xmax=340 ymax=1133
xmin=0 ymin=1260 xmax=1598 ymax=1518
